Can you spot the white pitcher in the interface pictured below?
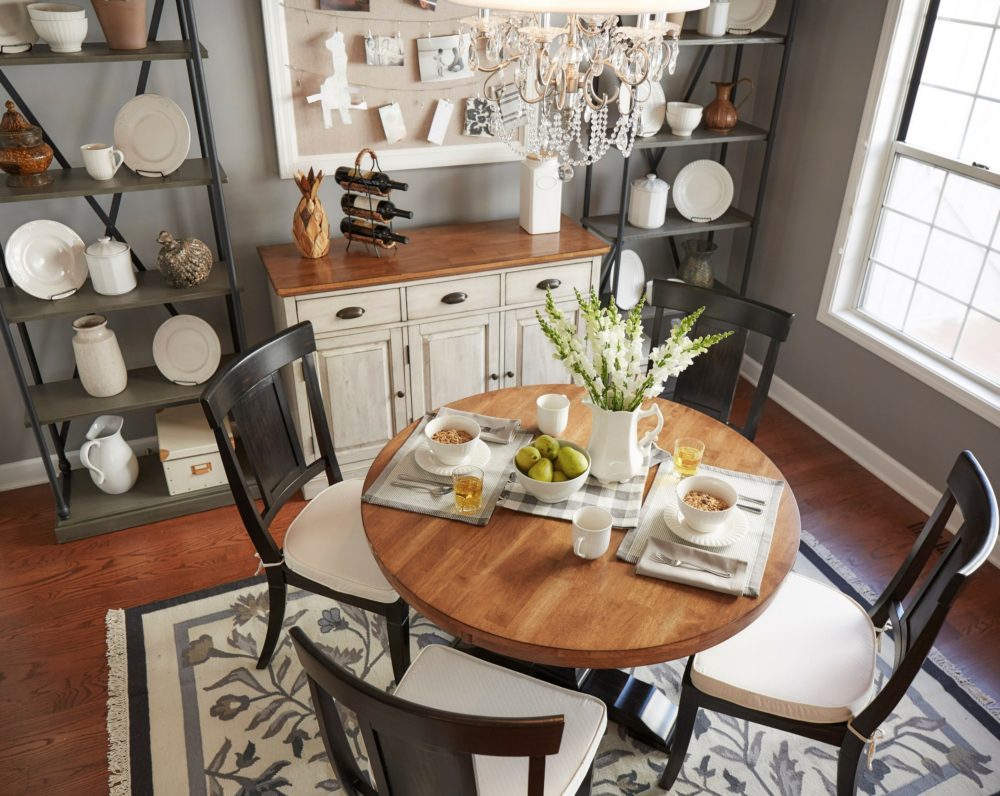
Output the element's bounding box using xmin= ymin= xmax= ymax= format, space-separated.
xmin=79 ymin=415 xmax=139 ymax=495
xmin=584 ymin=399 xmax=664 ymax=484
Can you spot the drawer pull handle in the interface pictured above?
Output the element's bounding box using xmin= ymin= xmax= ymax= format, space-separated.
xmin=191 ymin=462 xmax=213 ymax=476
xmin=505 ymin=371 xmax=515 ymax=378
xmin=490 ymin=373 xmax=499 ymax=381
xmin=536 ymin=278 xmax=561 ymax=290
xmin=441 ymin=291 xmax=468 ymax=305
xmin=336 ymin=306 xmax=365 ymax=320
xmin=396 ymin=390 xmax=405 ymax=398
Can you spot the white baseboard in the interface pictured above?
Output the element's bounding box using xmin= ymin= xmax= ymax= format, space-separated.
xmin=741 ymin=357 xmax=1000 ymax=569
xmin=0 ymin=436 xmax=158 ymax=493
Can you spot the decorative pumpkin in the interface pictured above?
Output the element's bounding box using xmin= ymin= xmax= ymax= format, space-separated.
xmin=156 ymin=231 xmax=213 ymax=288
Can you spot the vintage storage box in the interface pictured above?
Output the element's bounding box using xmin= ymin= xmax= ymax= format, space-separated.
xmin=156 ymin=403 xmax=230 ymax=496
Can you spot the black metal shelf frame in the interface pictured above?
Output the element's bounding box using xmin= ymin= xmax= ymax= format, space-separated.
xmin=0 ymin=0 xmax=246 ymax=533
xmin=581 ymin=3 xmax=801 ymax=301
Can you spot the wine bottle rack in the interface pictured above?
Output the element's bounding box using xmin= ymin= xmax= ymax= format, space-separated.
xmin=336 ymin=148 xmax=411 ymax=257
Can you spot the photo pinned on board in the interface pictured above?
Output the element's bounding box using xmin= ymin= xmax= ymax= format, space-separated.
xmin=364 ymin=32 xmax=404 ymax=66
xmin=463 ymin=97 xmax=493 ymax=137
xmin=320 ymin=0 xmax=370 ymax=12
xmin=416 ymin=33 xmax=473 ymax=83
xmin=379 ymin=102 xmax=407 ymax=143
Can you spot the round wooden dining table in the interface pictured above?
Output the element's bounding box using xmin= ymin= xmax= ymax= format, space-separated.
xmin=362 ymin=384 xmax=800 ymax=749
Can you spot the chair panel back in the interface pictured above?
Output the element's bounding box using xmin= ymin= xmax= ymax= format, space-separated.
xmin=290 ymin=627 xmax=564 ymax=796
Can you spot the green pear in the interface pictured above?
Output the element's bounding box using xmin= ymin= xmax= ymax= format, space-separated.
xmin=557 ymin=446 xmax=589 ymax=479
xmin=527 ymin=458 xmax=553 ymax=482
xmin=515 ymin=446 xmax=541 ymax=473
xmin=552 ymin=471 xmax=568 ymax=482
xmin=534 ymin=434 xmax=560 ymax=460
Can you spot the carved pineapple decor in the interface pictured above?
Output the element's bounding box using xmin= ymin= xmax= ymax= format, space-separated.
xmin=292 ymin=168 xmax=330 ymax=259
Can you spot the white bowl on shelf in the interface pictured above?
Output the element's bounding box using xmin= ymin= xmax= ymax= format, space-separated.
xmin=27 ymin=3 xmax=85 ymax=20
xmin=513 ymin=439 xmax=591 ymax=504
xmin=666 ymin=101 xmax=703 ymax=137
xmin=28 ymin=3 xmax=86 ymax=52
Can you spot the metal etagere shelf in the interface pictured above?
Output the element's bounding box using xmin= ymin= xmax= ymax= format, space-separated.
xmin=0 ymin=0 xmax=246 ymax=542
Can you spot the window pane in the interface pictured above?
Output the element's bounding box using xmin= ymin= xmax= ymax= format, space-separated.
xmin=981 ymin=34 xmax=1000 ymax=100
xmin=872 ymin=210 xmax=929 ymax=277
xmin=918 ymin=228 xmax=985 ymax=302
xmin=904 ymin=285 xmax=967 ymax=355
xmin=860 ymin=265 xmax=915 ymax=329
xmin=938 ymin=0 xmax=1000 ymax=24
xmin=959 ymin=98 xmax=1000 ymax=168
xmin=921 ymin=21 xmax=991 ymax=92
xmin=935 ymin=171 xmax=1000 ymax=243
xmin=972 ymin=251 xmax=1000 ymax=317
xmin=885 ymin=157 xmax=944 ymax=222
xmin=954 ymin=310 xmax=1000 ymax=384
xmin=906 ymin=87 xmax=972 ymax=158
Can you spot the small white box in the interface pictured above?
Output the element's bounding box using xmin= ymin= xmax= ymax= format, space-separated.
xmin=156 ymin=403 xmax=230 ymax=496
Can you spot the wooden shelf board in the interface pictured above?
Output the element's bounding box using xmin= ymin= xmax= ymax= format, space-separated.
xmin=29 ymin=355 xmax=234 ymax=426
xmin=0 ymin=159 xmax=226 ymax=204
xmin=55 ymin=452 xmax=233 ymax=542
xmin=632 ymin=121 xmax=768 ymax=150
xmin=678 ymin=30 xmax=784 ymax=46
xmin=1 ymin=267 xmax=231 ymax=324
xmin=0 ymin=40 xmax=207 ymax=66
xmin=582 ymin=207 xmax=754 ymax=242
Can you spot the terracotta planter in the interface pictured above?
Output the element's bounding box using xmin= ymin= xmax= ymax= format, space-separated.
xmin=91 ymin=0 xmax=147 ymax=50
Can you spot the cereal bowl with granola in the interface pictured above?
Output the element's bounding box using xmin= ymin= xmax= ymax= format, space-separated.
xmin=676 ymin=475 xmax=737 ymax=533
xmin=424 ymin=415 xmax=481 ymax=466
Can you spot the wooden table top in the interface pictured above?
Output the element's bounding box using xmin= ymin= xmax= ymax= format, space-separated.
xmin=258 ymin=216 xmax=609 ymax=297
xmin=361 ymin=385 xmax=800 ymax=669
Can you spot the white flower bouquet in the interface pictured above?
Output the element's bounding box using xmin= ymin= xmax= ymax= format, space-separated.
xmin=536 ymin=288 xmax=732 ymax=412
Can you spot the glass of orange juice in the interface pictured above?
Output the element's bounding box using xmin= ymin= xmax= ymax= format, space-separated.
xmin=452 ymin=466 xmax=484 ymax=514
xmin=673 ymin=437 xmax=705 ymax=478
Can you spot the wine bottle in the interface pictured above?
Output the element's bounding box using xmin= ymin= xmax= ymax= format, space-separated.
xmin=333 ymin=166 xmax=408 ymax=196
xmin=341 ymin=194 xmax=415 ymax=223
xmin=340 ymin=218 xmax=410 ymax=248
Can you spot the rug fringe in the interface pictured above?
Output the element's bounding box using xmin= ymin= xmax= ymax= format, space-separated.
xmin=801 ymin=530 xmax=1000 ymax=722
xmin=106 ymin=609 xmax=130 ymax=796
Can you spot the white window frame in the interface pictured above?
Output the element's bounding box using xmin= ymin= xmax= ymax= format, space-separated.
xmin=819 ymin=0 xmax=1000 ymax=427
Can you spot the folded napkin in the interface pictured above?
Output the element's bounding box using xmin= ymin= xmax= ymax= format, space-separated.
xmin=636 ymin=537 xmax=747 ymax=596
xmin=436 ymin=406 xmax=520 ymax=445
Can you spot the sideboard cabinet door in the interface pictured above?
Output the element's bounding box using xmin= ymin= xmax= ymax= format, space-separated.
xmin=503 ymin=303 xmax=580 ymax=388
xmin=408 ymin=312 xmax=501 ymax=417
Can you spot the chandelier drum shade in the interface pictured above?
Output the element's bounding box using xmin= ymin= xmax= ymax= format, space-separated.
xmin=454 ymin=0 xmax=709 ymax=172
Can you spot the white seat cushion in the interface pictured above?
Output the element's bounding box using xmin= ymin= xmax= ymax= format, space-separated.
xmin=691 ymin=572 xmax=877 ymax=724
xmin=394 ymin=645 xmax=608 ymax=795
xmin=282 ymin=479 xmax=398 ymax=604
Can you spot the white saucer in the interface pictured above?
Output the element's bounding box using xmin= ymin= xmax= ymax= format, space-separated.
xmin=414 ymin=439 xmax=491 ymax=475
xmin=662 ymin=502 xmax=749 ymax=548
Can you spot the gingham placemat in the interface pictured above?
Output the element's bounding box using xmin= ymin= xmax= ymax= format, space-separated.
xmin=616 ymin=462 xmax=785 ymax=597
xmin=362 ymin=416 xmax=533 ymax=526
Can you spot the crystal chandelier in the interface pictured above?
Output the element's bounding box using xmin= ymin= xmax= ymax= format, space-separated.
xmin=454 ymin=0 xmax=709 ymax=175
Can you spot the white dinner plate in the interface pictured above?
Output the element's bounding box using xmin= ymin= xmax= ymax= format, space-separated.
xmin=152 ymin=315 xmax=221 ymax=385
xmin=5 ymin=220 xmax=87 ymax=300
xmin=414 ymin=438 xmax=491 ymax=476
xmin=0 ymin=0 xmax=37 ymax=53
xmin=726 ymin=0 xmax=777 ymax=34
xmin=113 ymin=94 xmax=191 ymax=177
xmin=615 ymin=250 xmax=646 ymax=310
xmin=672 ymin=160 xmax=734 ymax=223
xmin=662 ymin=500 xmax=749 ymax=549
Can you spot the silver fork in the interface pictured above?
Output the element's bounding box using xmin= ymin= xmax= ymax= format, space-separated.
xmin=652 ymin=553 xmax=732 ymax=579
xmin=393 ymin=481 xmax=452 ymax=497
xmin=398 ymin=474 xmax=451 ymax=487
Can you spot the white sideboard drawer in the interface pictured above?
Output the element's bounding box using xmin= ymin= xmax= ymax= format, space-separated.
xmin=505 ymin=261 xmax=593 ymax=306
xmin=297 ymin=289 xmax=402 ymax=334
xmin=406 ymin=275 xmax=501 ymax=320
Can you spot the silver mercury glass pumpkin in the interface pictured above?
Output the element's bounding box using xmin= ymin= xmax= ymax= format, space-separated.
xmin=156 ymin=230 xmax=213 ymax=288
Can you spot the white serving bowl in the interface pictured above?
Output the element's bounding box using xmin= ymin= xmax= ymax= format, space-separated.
xmin=676 ymin=475 xmax=737 ymax=533
xmin=29 ymin=15 xmax=87 ymax=51
xmin=666 ymin=101 xmax=703 ymax=137
xmin=513 ymin=439 xmax=591 ymax=504
xmin=424 ymin=414 xmax=481 ymax=466
xmin=27 ymin=3 xmax=85 ymax=20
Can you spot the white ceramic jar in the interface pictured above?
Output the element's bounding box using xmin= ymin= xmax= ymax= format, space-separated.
xmin=85 ymin=236 xmax=136 ymax=296
xmin=72 ymin=314 xmax=128 ymax=397
xmin=697 ymin=0 xmax=730 ymax=37
xmin=519 ymin=155 xmax=562 ymax=235
xmin=628 ymin=174 xmax=669 ymax=229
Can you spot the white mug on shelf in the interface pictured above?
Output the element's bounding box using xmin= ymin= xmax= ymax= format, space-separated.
xmin=536 ymin=393 xmax=570 ymax=436
xmin=572 ymin=506 xmax=613 ymax=560
xmin=697 ymin=0 xmax=730 ymax=37
xmin=81 ymin=143 xmax=125 ymax=181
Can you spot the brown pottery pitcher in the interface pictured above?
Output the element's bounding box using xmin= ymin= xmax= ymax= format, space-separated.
xmin=704 ymin=78 xmax=754 ymax=132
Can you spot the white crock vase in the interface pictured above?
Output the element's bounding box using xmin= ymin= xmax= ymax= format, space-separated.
xmin=71 ymin=314 xmax=127 ymax=398
xmin=79 ymin=415 xmax=139 ymax=495
xmin=584 ymin=399 xmax=664 ymax=484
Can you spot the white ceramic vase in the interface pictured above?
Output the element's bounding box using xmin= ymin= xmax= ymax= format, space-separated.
xmin=80 ymin=415 xmax=139 ymax=495
xmin=584 ymin=399 xmax=664 ymax=483
xmin=72 ymin=314 xmax=127 ymax=398
xmin=519 ymin=155 xmax=562 ymax=235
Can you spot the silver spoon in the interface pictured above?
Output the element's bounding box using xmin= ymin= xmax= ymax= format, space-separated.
xmin=652 ymin=553 xmax=732 ymax=579
xmin=736 ymin=503 xmax=763 ymax=515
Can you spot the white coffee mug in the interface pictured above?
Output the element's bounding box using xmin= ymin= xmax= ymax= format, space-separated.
xmin=572 ymin=506 xmax=613 ymax=560
xmin=536 ymin=393 xmax=570 ymax=436
xmin=81 ymin=143 xmax=125 ymax=181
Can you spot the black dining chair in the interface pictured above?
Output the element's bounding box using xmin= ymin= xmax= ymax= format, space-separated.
xmin=201 ymin=321 xmax=411 ymax=681
xmin=659 ymin=450 xmax=998 ymax=795
xmin=647 ymin=279 xmax=794 ymax=440
xmin=290 ymin=626 xmax=607 ymax=795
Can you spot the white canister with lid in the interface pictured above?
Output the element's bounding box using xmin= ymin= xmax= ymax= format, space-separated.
xmin=698 ymin=0 xmax=730 ymax=37
xmin=85 ymin=236 xmax=136 ymax=296
xmin=628 ymin=174 xmax=669 ymax=229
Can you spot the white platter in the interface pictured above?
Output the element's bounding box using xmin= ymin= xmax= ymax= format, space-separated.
xmin=5 ymin=220 xmax=87 ymax=300
xmin=663 ymin=501 xmax=749 ymax=549
xmin=0 ymin=0 xmax=37 ymax=53
xmin=615 ymin=250 xmax=646 ymax=310
xmin=113 ymin=94 xmax=191 ymax=177
xmin=152 ymin=315 xmax=221 ymax=385
xmin=672 ymin=160 xmax=734 ymax=223
xmin=414 ymin=438 xmax=491 ymax=476
xmin=726 ymin=0 xmax=777 ymax=34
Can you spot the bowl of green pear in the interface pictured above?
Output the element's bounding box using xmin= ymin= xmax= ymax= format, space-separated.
xmin=513 ymin=435 xmax=591 ymax=503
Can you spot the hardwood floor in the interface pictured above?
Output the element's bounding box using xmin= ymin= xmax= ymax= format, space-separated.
xmin=0 ymin=393 xmax=998 ymax=795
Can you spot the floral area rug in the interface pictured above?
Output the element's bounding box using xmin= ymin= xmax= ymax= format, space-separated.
xmin=107 ymin=530 xmax=1000 ymax=795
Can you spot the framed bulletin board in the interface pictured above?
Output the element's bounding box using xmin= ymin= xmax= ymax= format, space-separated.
xmin=261 ymin=0 xmax=520 ymax=177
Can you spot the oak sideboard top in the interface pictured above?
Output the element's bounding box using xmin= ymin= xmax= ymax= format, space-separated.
xmin=258 ymin=216 xmax=609 ymax=297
